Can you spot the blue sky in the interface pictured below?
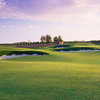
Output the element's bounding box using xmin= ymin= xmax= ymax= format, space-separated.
xmin=0 ymin=0 xmax=100 ymax=43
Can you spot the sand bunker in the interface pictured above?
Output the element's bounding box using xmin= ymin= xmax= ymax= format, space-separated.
xmin=0 ymin=54 xmax=46 ymax=59
xmin=56 ymin=49 xmax=100 ymax=52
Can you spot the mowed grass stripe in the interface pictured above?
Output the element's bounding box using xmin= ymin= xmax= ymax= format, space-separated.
xmin=0 ymin=61 xmax=100 ymax=100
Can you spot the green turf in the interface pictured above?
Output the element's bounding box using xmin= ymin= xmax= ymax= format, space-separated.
xmin=0 ymin=43 xmax=100 ymax=100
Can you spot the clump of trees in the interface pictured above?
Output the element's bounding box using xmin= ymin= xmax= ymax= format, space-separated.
xmin=15 ymin=34 xmax=63 ymax=46
xmin=40 ymin=34 xmax=52 ymax=43
xmin=40 ymin=35 xmax=52 ymax=43
xmin=53 ymin=35 xmax=63 ymax=44
xmin=15 ymin=41 xmax=41 ymax=46
xmin=40 ymin=34 xmax=63 ymax=44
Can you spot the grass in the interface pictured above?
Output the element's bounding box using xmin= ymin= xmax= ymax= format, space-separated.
xmin=0 ymin=43 xmax=100 ymax=100
xmin=0 ymin=47 xmax=48 ymax=56
xmin=53 ymin=43 xmax=100 ymax=51
xmin=0 ymin=51 xmax=48 ymax=56
xmin=54 ymin=47 xmax=97 ymax=51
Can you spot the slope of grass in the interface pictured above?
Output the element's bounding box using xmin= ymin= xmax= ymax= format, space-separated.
xmin=0 ymin=47 xmax=48 ymax=56
xmin=54 ymin=47 xmax=98 ymax=51
xmin=0 ymin=43 xmax=100 ymax=100
xmin=53 ymin=43 xmax=100 ymax=51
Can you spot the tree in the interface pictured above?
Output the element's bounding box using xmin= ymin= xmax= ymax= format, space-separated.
xmin=53 ymin=36 xmax=58 ymax=43
xmin=53 ymin=35 xmax=63 ymax=44
xmin=40 ymin=35 xmax=46 ymax=43
xmin=58 ymin=35 xmax=62 ymax=41
xmin=46 ymin=34 xmax=52 ymax=43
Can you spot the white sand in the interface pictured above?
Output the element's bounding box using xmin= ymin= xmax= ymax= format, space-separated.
xmin=56 ymin=49 xmax=100 ymax=52
xmin=0 ymin=54 xmax=46 ymax=59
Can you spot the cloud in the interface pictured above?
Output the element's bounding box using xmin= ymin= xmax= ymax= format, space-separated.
xmin=0 ymin=0 xmax=100 ymax=23
xmin=2 ymin=25 xmax=7 ymax=28
xmin=29 ymin=25 xmax=34 ymax=28
xmin=3 ymin=0 xmax=75 ymax=15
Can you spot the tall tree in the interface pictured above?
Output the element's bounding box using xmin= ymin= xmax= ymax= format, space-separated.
xmin=40 ymin=35 xmax=46 ymax=43
xmin=46 ymin=34 xmax=52 ymax=43
xmin=58 ymin=35 xmax=62 ymax=41
xmin=53 ymin=36 xmax=58 ymax=43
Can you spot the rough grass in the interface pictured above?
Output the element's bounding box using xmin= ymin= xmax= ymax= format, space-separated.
xmin=0 ymin=43 xmax=100 ymax=100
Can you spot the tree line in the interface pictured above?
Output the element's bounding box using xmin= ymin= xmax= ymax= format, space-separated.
xmin=15 ymin=34 xmax=63 ymax=45
xmin=40 ymin=34 xmax=63 ymax=44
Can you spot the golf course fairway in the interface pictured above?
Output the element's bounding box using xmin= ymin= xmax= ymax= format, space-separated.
xmin=0 ymin=44 xmax=100 ymax=100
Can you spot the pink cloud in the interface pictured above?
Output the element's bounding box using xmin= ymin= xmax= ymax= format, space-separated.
xmin=0 ymin=0 xmax=100 ymax=23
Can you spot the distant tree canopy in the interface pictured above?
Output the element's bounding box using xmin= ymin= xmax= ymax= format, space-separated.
xmin=53 ymin=36 xmax=58 ymax=43
xmin=46 ymin=34 xmax=52 ymax=43
xmin=40 ymin=35 xmax=46 ymax=43
xmin=40 ymin=34 xmax=52 ymax=43
xmin=53 ymin=35 xmax=63 ymax=44
xmin=40 ymin=35 xmax=63 ymax=44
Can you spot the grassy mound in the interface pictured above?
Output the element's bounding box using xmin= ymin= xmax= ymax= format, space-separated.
xmin=54 ymin=47 xmax=97 ymax=51
xmin=0 ymin=51 xmax=48 ymax=56
xmin=0 ymin=47 xmax=48 ymax=56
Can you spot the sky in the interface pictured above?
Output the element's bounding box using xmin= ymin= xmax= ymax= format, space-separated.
xmin=0 ymin=0 xmax=100 ymax=43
